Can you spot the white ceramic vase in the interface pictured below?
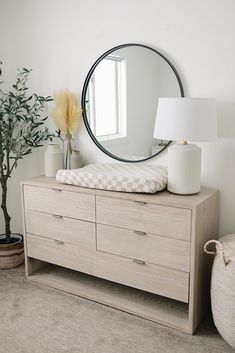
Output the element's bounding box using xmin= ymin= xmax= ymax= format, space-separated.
xmin=71 ymin=150 xmax=81 ymax=169
xmin=44 ymin=144 xmax=64 ymax=177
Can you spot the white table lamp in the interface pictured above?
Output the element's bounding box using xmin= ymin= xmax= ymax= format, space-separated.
xmin=154 ymin=98 xmax=217 ymax=195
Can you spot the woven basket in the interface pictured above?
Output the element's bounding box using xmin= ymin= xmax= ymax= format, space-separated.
xmin=204 ymin=234 xmax=235 ymax=349
xmin=0 ymin=234 xmax=24 ymax=269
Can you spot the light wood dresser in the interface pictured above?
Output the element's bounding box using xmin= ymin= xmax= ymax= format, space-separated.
xmin=21 ymin=176 xmax=218 ymax=334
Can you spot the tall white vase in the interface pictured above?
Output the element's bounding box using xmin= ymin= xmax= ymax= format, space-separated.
xmin=71 ymin=150 xmax=81 ymax=169
xmin=44 ymin=144 xmax=64 ymax=177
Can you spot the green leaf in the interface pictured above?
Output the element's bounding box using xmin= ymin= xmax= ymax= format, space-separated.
xmin=0 ymin=65 xmax=57 ymax=178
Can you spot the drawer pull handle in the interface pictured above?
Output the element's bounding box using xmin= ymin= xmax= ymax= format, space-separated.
xmin=134 ymin=230 xmax=146 ymax=236
xmin=54 ymin=240 xmax=64 ymax=245
xmin=52 ymin=188 xmax=62 ymax=192
xmin=53 ymin=214 xmax=63 ymax=219
xmin=134 ymin=200 xmax=146 ymax=205
xmin=133 ymin=259 xmax=146 ymax=265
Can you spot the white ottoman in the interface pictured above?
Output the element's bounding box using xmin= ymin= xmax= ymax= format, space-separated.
xmin=204 ymin=234 xmax=235 ymax=349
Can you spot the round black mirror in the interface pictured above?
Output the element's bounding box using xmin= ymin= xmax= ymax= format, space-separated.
xmin=82 ymin=43 xmax=184 ymax=163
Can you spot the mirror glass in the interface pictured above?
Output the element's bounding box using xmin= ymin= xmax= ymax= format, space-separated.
xmin=82 ymin=44 xmax=184 ymax=162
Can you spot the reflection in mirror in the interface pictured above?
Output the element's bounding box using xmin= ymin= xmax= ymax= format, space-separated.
xmin=83 ymin=44 xmax=184 ymax=162
xmin=87 ymin=55 xmax=127 ymax=140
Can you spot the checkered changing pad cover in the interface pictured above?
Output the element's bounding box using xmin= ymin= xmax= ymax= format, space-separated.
xmin=56 ymin=164 xmax=167 ymax=193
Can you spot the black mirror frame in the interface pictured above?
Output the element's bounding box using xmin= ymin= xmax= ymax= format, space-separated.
xmin=81 ymin=43 xmax=184 ymax=163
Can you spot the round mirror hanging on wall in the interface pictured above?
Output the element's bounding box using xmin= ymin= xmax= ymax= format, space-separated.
xmin=82 ymin=43 xmax=184 ymax=163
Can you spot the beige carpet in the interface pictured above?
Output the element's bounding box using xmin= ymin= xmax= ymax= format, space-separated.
xmin=0 ymin=265 xmax=233 ymax=353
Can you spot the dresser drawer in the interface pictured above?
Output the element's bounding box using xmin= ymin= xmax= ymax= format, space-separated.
xmin=97 ymin=224 xmax=190 ymax=272
xmin=25 ymin=210 xmax=96 ymax=249
xmin=97 ymin=252 xmax=189 ymax=302
xmin=24 ymin=185 xmax=95 ymax=222
xmin=26 ymin=233 xmax=96 ymax=275
xmin=96 ymin=196 xmax=191 ymax=241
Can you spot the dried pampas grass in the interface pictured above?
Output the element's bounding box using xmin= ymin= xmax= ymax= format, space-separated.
xmin=51 ymin=89 xmax=82 ymax=169
xmin=51 ymin=89 xmax=82 ymax=135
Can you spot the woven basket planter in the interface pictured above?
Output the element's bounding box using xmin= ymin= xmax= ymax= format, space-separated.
xmin=0 ymin=234 xmax=24 ymax=269
xmin=204 ymin=234 xmax=235 ymax=349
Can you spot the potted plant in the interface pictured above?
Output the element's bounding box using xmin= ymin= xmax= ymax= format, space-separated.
xmin=0 ymin=64 xmax=53 ymax=269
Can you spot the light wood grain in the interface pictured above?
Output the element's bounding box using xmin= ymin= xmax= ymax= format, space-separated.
xmin=28 ymin=262 xmax=190 ymax=333
xmin=26 ymin=257 xmax=47 ymax=276
xmin=97 ymin=223 xmax=190 ymax=271
xmin=96 ymin=251 xmax=189 ymax=303
xmin=188 ymin=191 xmax=219 ymax=334
xmin=21 ymin=175 xmax=217 ymax=209
xmin=25 ymin=209 xmax=96 ymax=249
xmin=24 ymin=185 xmax=95 ymax=222
xmin=21 ymin=176 xmax=219 ymax=334
xmin=20 ymin=182 xmax=28 ymax=274
xmin=27 ymin=233 xmax=97 ymax=276
xmin=96 ymin=196 xmax=191 ymax=241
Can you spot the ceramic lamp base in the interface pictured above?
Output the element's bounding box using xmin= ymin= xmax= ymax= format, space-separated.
xmin=167 ymin=143 xmax=201 ymax=195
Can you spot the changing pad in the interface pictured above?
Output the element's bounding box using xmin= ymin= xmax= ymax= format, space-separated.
xmin=56 ymin=163 xmax=167 ymax=194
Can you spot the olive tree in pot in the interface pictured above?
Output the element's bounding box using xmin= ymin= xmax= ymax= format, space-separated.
xmin=0 ymin=64 xmax=53 ymax=269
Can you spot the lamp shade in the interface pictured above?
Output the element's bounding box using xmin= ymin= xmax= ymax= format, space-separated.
xmin=154 ymin=98 xmax=217 ymax=141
